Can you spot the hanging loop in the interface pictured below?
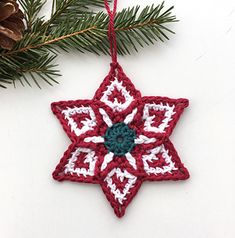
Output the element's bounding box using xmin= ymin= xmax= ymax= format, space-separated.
xmin=104 ymin=0 xmax=118 ymax=65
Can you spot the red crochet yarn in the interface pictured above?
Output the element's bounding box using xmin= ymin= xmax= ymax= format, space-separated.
xmin=51 ymin=62 xmax=189 ymax=218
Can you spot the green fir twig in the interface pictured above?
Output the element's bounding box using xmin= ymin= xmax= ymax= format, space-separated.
xmin=0 ymin=0 xmax=177 ymax=88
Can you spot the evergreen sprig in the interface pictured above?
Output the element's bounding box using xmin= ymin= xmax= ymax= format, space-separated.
xmin=0 ymin=0 xmax=177 ymax=88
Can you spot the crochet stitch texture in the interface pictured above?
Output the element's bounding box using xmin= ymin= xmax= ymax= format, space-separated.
xmin=51 ymin=63 xmax=190 ymax=218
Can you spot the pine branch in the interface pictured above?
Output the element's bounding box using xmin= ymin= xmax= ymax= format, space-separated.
xmin=0 ymin=1 xmax=177 ymax=89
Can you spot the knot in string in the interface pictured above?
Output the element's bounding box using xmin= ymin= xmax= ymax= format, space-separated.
xmin=104 ymin=0 xmax=118 ymax=64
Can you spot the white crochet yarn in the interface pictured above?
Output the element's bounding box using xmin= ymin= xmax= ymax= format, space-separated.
xmin=134 ymin=135 xmax=156 ymax=144
xmin=99 ymin=108 xmax=113 ymax=127
xmin=142 ymin=103 xmax=176 ymax=133
xmin=101 ymin=152 xmax=114 ymax=171
xmin=104 ymin=168 xmax=137 ymax=204
xmin=125 ymin=152 xmax=137 ymax=169
xmin=100 ymin=78 xmax=134 ymax=112
xmin=84 ymin=136 xmax=105 ymax=143
xmin=124 ymin=108 xmax=138 ymax=124
xmin=142 ymin=144 xmax=178 ymax=175
xmin=64 ymin=147 xmax=97 ymax=177
xmin=62 ymin=106 xmax=97 ymax=136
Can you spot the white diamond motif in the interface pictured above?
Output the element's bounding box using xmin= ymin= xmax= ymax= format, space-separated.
xmin=142 ymin=144 xmax=178 ymax=175
xmin=142 ymin=103 xmax=176 ymax=133
xmin=64 ymin=147 xmax=98 ymax=177
xmin=62 ymin=106 xmax=96 ymax=136
xmin=100 ymin=78 xmax=134 ymax=112
xmin=104 ymin=168 xmax=137 ymax=204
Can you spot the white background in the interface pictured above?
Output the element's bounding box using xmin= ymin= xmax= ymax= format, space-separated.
xmin=0 ymin=0 xmax=235 ymax=237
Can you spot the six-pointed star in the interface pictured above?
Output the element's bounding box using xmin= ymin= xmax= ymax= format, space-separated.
xmin=51 ymin=63 xmax=189 ymax=218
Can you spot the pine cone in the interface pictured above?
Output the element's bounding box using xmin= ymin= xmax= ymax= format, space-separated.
xmin=0 ymin=0 xmax=25 ymax=50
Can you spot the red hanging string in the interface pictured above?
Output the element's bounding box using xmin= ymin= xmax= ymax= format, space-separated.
xmin=104 ymin=0 xmax=118 ymax=64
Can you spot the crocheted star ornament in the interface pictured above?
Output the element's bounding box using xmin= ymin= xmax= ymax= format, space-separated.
xmin=51 ymin=63 xmax=190 ymax=218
